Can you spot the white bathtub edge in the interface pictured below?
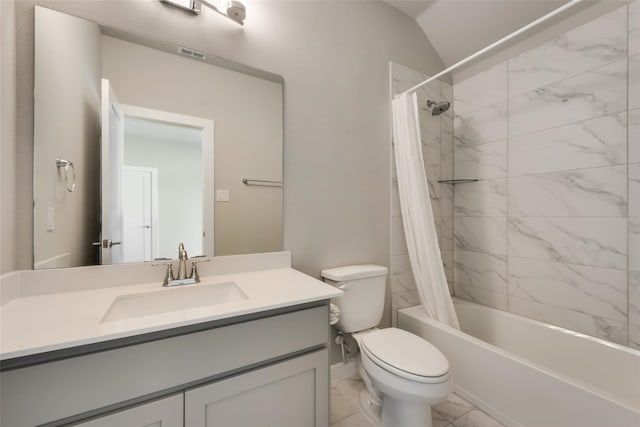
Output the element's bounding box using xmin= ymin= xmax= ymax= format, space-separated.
xmin=398 ymin=303 xmax=640 ymax=427
xmin=401 ymin=303 xmax=640 ymax=413
xmin=453 ymin=385 xmax=525 ymax=427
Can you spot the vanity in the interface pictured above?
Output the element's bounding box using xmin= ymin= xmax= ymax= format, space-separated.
xmin=0 ymin=252 xmax=342 ymax=426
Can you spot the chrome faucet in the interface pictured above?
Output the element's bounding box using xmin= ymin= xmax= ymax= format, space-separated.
xmin=160 ymin=243 xmax=206 ymax=287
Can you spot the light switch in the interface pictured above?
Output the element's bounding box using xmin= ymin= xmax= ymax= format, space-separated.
xmin=216 ymin=189 xmax=230 ymax=202
xmin=46 ymin=207 xmax=55 ymax=231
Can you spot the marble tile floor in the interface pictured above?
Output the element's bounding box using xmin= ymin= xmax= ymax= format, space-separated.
xmin=330 ymin=377 xmax=505 ymax=427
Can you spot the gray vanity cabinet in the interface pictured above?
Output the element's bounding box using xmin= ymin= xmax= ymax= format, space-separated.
xmin=1 ymin=303 xmax=330 ymax=427
xmin=185 ymin=350 xmax=328 ymax=427
xmin=72 ymin=394 xmax=183 ymax=427
xmin=70 ymin=349 xmax=327 ymax=427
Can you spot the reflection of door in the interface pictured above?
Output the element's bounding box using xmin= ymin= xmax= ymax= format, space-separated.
xmin=121 ymin=105 xmax=214 ymax=257
xmin=100 ymin=79 xmax=124 ymax=264
xmin=122 ymin=166 xmax=158 ymax=262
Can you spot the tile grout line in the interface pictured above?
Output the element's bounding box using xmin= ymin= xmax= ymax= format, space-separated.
xmin=506 ymin=58 xmax=511 ymax=316
xmin=626 ymin=2 xmax=631 ymax=347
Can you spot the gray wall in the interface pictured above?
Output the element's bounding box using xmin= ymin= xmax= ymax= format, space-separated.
xmin=33 ymin=7 xmax=101 ymax=269
xmin=1 ymin=0 xmax=18 ymax=273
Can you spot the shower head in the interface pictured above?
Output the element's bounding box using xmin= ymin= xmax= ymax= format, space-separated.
xmin=427 ymin=100 xmax=450 ymax=116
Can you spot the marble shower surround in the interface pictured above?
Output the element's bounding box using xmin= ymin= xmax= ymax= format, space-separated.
xmin=452 ymin=2 xmax=640 ymax=347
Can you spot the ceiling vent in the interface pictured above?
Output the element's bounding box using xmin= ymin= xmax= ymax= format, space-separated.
xmin=178 ymin=46 xmax=207 ymax=61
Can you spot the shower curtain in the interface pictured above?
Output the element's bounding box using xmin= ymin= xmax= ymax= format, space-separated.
xmin=392 ymin=93 xmax=459 ymax=329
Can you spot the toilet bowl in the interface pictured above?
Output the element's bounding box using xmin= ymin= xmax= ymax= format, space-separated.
xmin=353 ymin=328 xmax=453 ymax=427
xmin=321 ymin=265 xmax=454 ymax=427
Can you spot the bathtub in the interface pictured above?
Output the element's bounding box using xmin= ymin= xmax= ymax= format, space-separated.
xmin=398 ymin=299 xmax=640 ymax=427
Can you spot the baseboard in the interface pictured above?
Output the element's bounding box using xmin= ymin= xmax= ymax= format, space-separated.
xmin=330 ymin=360 xmax=358 ymax=383
xmin=33 ymin=252 xmax=71 ymax=269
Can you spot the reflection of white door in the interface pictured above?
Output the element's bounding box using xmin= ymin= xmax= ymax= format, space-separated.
xmin=121 ymin=105 xmax=214 ymax=257
xmin=100 ymin=79 xmax=124 ymax=264
xmin=122 ymin=166 xmax=158 ymax=262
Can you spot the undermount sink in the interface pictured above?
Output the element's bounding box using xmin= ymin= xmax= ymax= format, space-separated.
xmin=100 ymin=282 xmax=249 ymax=323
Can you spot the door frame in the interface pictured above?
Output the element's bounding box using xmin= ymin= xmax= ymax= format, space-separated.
xmin=120 ymin=104 xmax=215 ymax=257
xmin=100 ymin=79 xmax=125 ymax=265
xmin=122 ymin=165 xmax=159 ymax=262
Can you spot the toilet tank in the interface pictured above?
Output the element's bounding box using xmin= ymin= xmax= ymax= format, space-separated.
xmin=321 ymin=264 xmax=388 ymax=333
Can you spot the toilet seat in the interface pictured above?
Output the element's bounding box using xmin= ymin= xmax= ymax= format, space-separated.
xmin=360 ymin=328 xmax=450 ymax=384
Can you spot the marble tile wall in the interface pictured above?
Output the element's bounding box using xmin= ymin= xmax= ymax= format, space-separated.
xmin=453 ymin=60 xmax=509 ymax=311
xmin=390 ymin=62 xmax=454 ymax=326
xmin=453 ymin=2 xmax=639 ymax=348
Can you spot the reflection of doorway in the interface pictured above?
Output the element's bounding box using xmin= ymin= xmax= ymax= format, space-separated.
xmin=122 ymin=166 xmax=158 ymax=262
xmin=121 ymin=106 xmax=214 ymax=259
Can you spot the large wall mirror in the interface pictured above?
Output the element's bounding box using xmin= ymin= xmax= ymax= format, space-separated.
xmin=33 ymin=6 xmax=283 ymax=269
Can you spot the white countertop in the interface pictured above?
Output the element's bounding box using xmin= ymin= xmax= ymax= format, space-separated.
xmin=0 ymin=268 xmax=342 ymax=361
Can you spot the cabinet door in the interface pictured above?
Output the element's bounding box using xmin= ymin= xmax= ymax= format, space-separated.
xmin=72 ymin=394 xmax=183 ymax=427
xmin=185 ymin=350 xmax=328 ymax=427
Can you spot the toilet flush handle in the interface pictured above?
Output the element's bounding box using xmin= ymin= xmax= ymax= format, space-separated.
xmin=338 ymin=282 xmax=352 ymax=290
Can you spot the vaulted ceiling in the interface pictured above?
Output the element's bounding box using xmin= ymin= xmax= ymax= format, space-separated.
xmin=383 ymin=0 xmax=568 ymax=67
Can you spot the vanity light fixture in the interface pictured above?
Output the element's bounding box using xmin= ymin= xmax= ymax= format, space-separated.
xmin=160 ymin=0 xmax=246 ymax=25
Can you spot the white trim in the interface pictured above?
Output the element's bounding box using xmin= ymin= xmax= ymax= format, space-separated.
xmin=33 ymin=253 xmax=71 ymax=269
xmin=398 ymin=0 xmax=586 ymax=97
xmin=331 ymin=360 xmax=358 ymax=384
xmin=120 ymin=104 xmax=215 ymax=257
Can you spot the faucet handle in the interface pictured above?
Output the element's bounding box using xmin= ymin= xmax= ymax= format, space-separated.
xmin=163 ymin=264 xmax=175 ymax=286
xmin=189 ymin=258 xmax=210 ymax=283
xmin=191 ymin=262 xmax=201 ymax=283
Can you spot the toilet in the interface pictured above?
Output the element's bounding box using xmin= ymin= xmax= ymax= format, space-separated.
xmin=322 ymin=264 xmax=453 ymax=427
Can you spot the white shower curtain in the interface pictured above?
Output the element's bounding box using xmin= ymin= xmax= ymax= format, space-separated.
xmin=392 ymin=92 xmax=460 ymax=329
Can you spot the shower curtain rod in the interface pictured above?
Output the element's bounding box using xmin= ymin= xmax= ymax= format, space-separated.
xmin=398 ymin=0 xmax=586 ymax=98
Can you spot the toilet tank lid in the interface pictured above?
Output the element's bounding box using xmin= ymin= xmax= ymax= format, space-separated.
xmin=321 ymin=264 xmax=388 ymax=281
